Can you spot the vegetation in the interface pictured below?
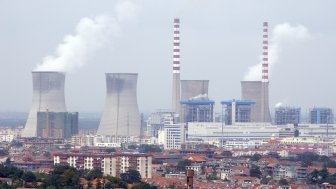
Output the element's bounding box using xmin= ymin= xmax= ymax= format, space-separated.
xmin=176 ymin=159 xmax=192 ymax=171
xmin=249 ymin=165 xmax=262 ymax=178
xmin=139 ymin=144 xmax=162 ymax=153
xmin=0 ymin=162 xmax=155 ymax=189
xmin=250 ymin=153 xmax=262 ymax=161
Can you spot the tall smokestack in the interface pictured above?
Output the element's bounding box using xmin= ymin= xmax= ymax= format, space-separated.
xmin=241 ymin=22 xmax=271 ymax=123
xmin=97 ymin=73 xmax=140 ymax=137
xmin=172 ymin=18 xmax=181 ymax=118
xmin=22 ymin=71 xmax=67 ymax=137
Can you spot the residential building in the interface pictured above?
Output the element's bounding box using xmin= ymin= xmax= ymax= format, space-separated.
xmin=53 ymin=152 xmax=152 ymax=178
xmin=163 ymin=124 xmax=185 ymax=150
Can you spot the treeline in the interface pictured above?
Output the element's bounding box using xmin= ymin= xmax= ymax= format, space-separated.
xmin=0 ymin=162 xmax=157 ymax=189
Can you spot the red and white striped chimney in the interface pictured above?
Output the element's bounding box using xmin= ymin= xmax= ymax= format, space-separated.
xmin=262 ymin=22 xmax=269 ymax=82
xmin=173 ymin=18 xmax=180 ymax=74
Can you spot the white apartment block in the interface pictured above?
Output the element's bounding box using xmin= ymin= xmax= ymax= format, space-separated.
xmin=163 ymin=124 xmax=185 ymax=150
xmin=53 ymin=152 xmax=152 ymax=178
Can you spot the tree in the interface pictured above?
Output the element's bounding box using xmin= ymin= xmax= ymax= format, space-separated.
xmin=177 ymin=160 xmax=192 ymax=171
xmin=298 ymin=152 xmax=319 ymax=167
xmin=249 ymin=165 xmax=262 ymax=178
xmin=139 ymin=144 xmax=162 ymax=153
xmin=104 ymin=148 xmax=116 ymax=153
xmin=279 ymin=178 xmax=289 ymax=186
xmin=22 ymin=171 xmax=36 ymax=182
xmin=260 ymin=177 xmax=270 ymax=184
xmin=250 ymin=153 xmax=262 ymax=161
xmin=86 ymin=168 xmax=103 ymax=180
xmin=131 ymin=182 xmax=152 ymax=189
xmin=120 ymin=170 xmax=142 ymax=184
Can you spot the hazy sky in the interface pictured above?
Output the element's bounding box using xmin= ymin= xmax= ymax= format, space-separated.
xmin=0 ymin=0 xmax=335 ymax=115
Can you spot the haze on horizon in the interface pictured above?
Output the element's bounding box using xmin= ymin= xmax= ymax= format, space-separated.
xmin=0 ymin=0 xmax=335 ymax=115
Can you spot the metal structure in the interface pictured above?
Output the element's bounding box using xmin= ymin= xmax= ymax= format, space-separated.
xmin=274 ymin=106 xmax=301 ymax=125
xmin=309 ymin=107 xmax=334 ymax=124
xmin=37 ymin=112 xmax=78 ymax=138
xmin=181 ymin=80 xmax=209 ymax=100
xmin=97 ymin=73 xmax=140 ymax=137
xmin=172 ymin=18 xmax=182 ymax=117
xmin=241 ymin=22 xmax=272 ymax=123
xmin=22 ymin=71 xmax=67 ymax=137
xmin=180 ymin=99 xmax=214 ymax=123
xmin=221 ymin=99 xmax=255 ymax=125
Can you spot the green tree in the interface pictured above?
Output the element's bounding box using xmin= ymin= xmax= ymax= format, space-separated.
xmin=177 ymin=160 xmax=192 ymax=171
xmin=22 ymin=171 xmax=36 ymax=182
xmin=299 ymin=152 xmax=319 ymax=167
xmin=139 ymin=144 xmax=162 ymax=153
xmin=104 ymin=148 xmax=116 ymax=153
xmin=249 ymin=165 xmax=262 ymax=178
xmin=61 ymin=168 xmax=80 ymax=188
xmin=250 ymin=153 xmax=262 ymax=161
xmin=86 ymin=168 xmax=103 ymax=180
xmin=120 ymin=170 xmax=142 ymax=184
xmin=279 ymin=178 xmax=289 ymax=186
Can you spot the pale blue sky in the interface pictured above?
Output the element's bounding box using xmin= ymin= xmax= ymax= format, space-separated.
xmin=0 ymin=0 xmax=335 ymax=114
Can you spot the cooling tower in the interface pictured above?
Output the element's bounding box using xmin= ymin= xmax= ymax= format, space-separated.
xmin=22 ymin=71 xmax=67 ymax=137
xmin=97 ymin=73 xmax=140 ymax=137
xmin=241 ymin=81 xmax=271 ymax=123
xmin=181 ymin=80 xmax=209 ymax=100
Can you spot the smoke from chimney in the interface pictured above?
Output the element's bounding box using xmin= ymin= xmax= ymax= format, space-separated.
xmin=34 ymin=1 xmax=139 ymax=72
xmin=244 ymin=23 xmax=312 ymax=81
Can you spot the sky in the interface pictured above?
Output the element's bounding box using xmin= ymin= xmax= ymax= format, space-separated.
xmin=0 ymin=0 xmax=335 ymax=115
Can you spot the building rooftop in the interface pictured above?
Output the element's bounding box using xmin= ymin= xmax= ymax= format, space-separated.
xmin=221 ymin=99 xmax=255 ymax=105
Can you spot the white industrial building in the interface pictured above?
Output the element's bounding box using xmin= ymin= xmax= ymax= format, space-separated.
xmin=163 ymin=124 xmax=186 ymax=150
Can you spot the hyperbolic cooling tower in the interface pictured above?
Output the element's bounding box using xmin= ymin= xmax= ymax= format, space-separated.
xmin=241 ymin=81 xmax=271 ymax=123
xmin=22 ymin=71 xmax=67 ymax=137
xmin=97 ymin=73 xmax=140 ymax=137
xmin=181 ymin=80 xmax=209 ymax=100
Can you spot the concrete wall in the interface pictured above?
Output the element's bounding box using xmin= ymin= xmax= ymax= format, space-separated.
xmin=241 ymin=81 xmax=271 ymax=123
xmin=22 ymin=72 xmax=66 ymax=137
xmin=97 ymin=73 xmax=140 ymax=137
xmin=181 ymin=80 xmax=209 ymax=100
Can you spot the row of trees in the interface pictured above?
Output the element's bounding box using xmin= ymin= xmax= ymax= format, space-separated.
xmin=0 ymin=162 xmax=156 ymax=189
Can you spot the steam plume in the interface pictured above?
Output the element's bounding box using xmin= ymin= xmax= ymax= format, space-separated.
xmin=35 ymin=1 xmax=138 ymax=72
xmin=244 ymin=23 xmax=312 ymax=81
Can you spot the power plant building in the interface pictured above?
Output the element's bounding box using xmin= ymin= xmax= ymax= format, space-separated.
xmin=181 ymin=99 xmax=214 ymax=123
xmin=274 ymin=107 xmax=301 ymax=125
xmin=146 ymin=111 xmax=175 ymax=137
xmin=97 ymin=73 xmax=140 ymax=137
xmin=221 ymin=99 xmax=255 ymax=125
xmin=22 ymin=71 xmax=67 ymax=137
xmin=309 ymin=107 xmax=334 ymax=124
xmin=241 ymin=81 xmax=272 ymax=123
xmin=36 ymin=112 xmax=78 ymax=138
xmin=180 ymin=80 xmax=209 ymax=101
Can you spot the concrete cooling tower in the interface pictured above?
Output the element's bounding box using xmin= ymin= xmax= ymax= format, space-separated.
xmin=241 ymin=81 xmax=271 ymax=123
xmin=181 ymin=80 xmax=209 ymax=100
xmin=22 ymin=71 xmax=67 ymax=137
xmin=97 ymin=73 xmax=140 ymax=137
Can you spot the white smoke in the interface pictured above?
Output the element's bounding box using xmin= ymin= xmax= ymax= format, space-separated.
xmin=275 ymin=98 xmax=288 ymax=108
xmin=244 ymin=23 xmax=312 ymax=81
xmin=35 ymin=1 xmax=139 ymax=72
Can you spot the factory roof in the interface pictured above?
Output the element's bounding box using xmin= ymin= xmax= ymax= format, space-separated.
xmin=221 ymin=99 xmax=255 ymax=105
xmin=180 ymin=99 xmax=215 ymax=105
